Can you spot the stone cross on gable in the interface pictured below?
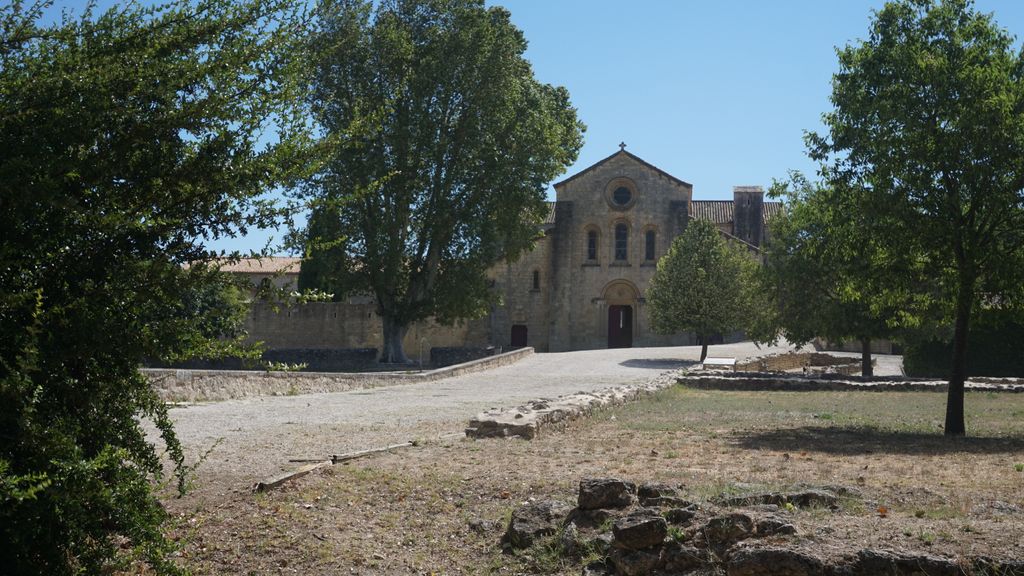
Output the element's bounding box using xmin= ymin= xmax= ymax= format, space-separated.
xmin=619 ymin=142 xmax=627 ymax=151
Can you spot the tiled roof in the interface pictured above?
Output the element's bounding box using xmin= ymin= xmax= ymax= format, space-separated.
xmin=762 ymin=201 xmax=784 ymax=222
xmin=216 ymin=257 xmax=302 ymax=274
xmin=690 ymin=201 xmax=783 ymax=224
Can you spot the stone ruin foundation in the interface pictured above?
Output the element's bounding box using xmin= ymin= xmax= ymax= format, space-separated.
xmin=500 ymin=477 xmax=1024 ymax=576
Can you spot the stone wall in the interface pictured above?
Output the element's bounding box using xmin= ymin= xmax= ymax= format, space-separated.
xmin=244 ymin=302 xmax=490 ymax=363
xmin=488 ymin=234 xmax=553 ymax=351
xmin=146 ymin=346 xmax=534 ymax=402
xmin=429 ymin=346 xmax=500 ymax=368
xmin=150 ymin=348 xmax=378 ymax=372
xmin=734 ymin=352 xmax=868 ymax=374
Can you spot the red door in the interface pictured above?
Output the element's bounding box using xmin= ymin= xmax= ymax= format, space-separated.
xmin=607 ymin=305 xmax=633 ymax=348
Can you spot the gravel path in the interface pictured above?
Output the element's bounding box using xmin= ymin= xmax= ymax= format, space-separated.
xmin=166 ymin=341 xmax=903 ymax=495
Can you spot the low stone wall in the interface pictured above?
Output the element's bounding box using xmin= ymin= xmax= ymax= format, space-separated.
xmin=466 ymin=370 xmax=679 ymax=440
xmin=734 ymin=352 xmax=868 ymax=374
xmin=146 ymin=346 xmax=534 ymax=402
xmin=679 ymin=371 xmax=1024 ymax=393
xmin=147 ymin=348 xmax=379 ymax=372
xmin=430 ymin=346 xmax=501 ymax=368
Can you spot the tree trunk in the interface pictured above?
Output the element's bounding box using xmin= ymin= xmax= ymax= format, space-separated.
xmin=700 ymin=340 xmax=709 ymax=363
xmin=945 ymin=285 xmax=972 ymax=436
xmin=860 ymin=337 xmax=873 ymax=377
xmin=380 ymin=315 xmax=410 ymax=364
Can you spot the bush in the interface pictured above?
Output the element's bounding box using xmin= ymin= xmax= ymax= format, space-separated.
xmin=0 ymin=1 xmax=308 ymax=573
xmin=903 ymin=311 xmax=1024 ymax=378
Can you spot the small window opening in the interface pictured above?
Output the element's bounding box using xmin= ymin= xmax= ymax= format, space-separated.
xmin=532 ymin=270 xmax=540 ymax=290
xmin=645 ymin=230 xmax=656 ymax=261
xmin=614 ymin=224 xmax=628 ymax=261
xmin=587 ymin=230 xmax=598 ymax=260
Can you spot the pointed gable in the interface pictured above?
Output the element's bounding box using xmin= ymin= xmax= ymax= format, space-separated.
xmin=553 ymin=149 xmax=693 ymax=190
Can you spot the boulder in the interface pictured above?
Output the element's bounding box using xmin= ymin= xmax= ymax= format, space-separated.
xmin=850 ymin=548 xmax=961 ymax=576
xmin=609 ymin=547 xmax=663 ymax=576
xmin=503 ymin=500 xmax=570 ymax=549
xmin=721 ymin=489 xmax=838 ymax=510
xmin=637 ymin=482 xmax=678 ymax=499
xmin=662 ymin=540 xmax=714 ymax=572
xmin=702 ymin=512 xmax=756 ymax=546
xmin=565 ymin=506 xmax=616 ymax=529
xmin=664 ymin=505 xmax=699 ymax=525
xmin=726 ymin=545 xmax=827 ymax=576
xmin=972 ymin=556 xmax=1024 ymax=576
xmin=579 ymin=478 xmax=636 ymax=510
xmin=756 ymin=515 xmax=798 ymax=536
xmin=612 ymin=509 xmax=668 ymax=550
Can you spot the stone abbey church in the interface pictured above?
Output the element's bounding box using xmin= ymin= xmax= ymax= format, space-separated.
xmin=488 ymin=146 xmax=779 ymax=352
xmin=236 ymin=147 xmax=780 ymax=358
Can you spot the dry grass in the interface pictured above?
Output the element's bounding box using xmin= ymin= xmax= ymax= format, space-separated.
xmin=169 ymin=386 xmax=1024 ymax=574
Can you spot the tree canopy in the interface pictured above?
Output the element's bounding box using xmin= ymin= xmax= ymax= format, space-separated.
xmin=750 ymin=173 xmax=908 ymax=376
xmin=0 ymin=0 xmax=308 ymax=572
xmin=294 ymin=0 xmax=585 ymax=363
xmin=647 ymin=219 xmax=757 ymax=362
xmin=809 ymin=0 xmax=1024 ymax=435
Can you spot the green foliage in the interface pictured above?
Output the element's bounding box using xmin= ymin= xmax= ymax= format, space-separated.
xmin=903 ymin=309 xmax=1024 ymax=377
xmin=0 ymin=0 xmax=309 ymax=573
xmin=749 ymin=172 xmax=907 ymax=373
xmin=294 ymin=0 xmax=585 ymax=362
xmin=808 ymin=0 xmax=1024 ymax=434
xmin=647 ymin=219 xmax=756 ymax=358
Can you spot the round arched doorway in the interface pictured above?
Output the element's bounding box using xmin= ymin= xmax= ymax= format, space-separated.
xmin=602 ymin=280 xmax=639 ymax=348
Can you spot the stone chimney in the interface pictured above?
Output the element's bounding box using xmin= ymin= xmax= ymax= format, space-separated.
xmin=732 ymin=186 xmax=764 ymax=247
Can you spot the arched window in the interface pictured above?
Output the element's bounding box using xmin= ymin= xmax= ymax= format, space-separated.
xmin=645 ymin=229 xmax=656 ymax=261
xmin=614 ymin=223 xmax=628 ymax=261
xmin=586 ymin=229 xmax=598 ymax=261
xmin=532 ymin=269 xmax=540 ymax=291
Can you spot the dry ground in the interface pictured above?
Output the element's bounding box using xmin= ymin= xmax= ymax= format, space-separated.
xmin=165 ymin=387 xmax=1024 ymax=575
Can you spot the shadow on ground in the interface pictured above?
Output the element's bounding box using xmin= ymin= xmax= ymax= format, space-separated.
xmin=619 ymin=358 xmax=697 ymax=370
xmin=734 ymin=425 xmax=1024 ymax=456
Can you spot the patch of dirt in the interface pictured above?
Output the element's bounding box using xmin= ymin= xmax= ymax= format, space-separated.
xmin=165 ymin=387 xmax=1024 ymax=574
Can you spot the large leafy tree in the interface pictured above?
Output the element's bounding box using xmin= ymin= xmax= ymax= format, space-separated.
xmin=751 ymin=173 xmax=907 ymax=376
xmin=297 ymin=0 xmax=584 ymax=363
xmin=647 ymin=219 xmax=756 ymax=363
xmin=0 ymin=1 xmax=307 ymax=573
xmin=808 ymin=0 xmax=1024 ymax=435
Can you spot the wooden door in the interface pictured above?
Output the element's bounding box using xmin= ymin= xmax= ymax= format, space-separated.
xmin=607 ymin=305 xmax=633 ymax=348
xmin=510 ymin=324 xmax=528 ymax=348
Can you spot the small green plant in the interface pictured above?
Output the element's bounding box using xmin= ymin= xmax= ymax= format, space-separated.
xmin=265 ymin=361 xmax=309 ymax=372
xmin=918 ymin=531 xmax=936 ymax=545
xmin=783 ymin=502 xmax=797 ymax=513
xmin=668 ymin=525 xmax=689 ymax=542
xmin=814 ymin=412 xmax=835 ymax=420
xmin=1014 ymin=463 xmax=1024 ymax=472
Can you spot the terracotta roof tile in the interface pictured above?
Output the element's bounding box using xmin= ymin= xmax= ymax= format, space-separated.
xmin=216 ymin=257 xmax=302 ymax=274
xmin=690 ymin=200 xmax=783 ymax=224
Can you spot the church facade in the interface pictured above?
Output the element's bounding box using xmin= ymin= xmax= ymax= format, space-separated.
xmin=482 ymin=146 xmax=780 ymax=352
xmin=232 ymin=147 xmax=781 ymax=359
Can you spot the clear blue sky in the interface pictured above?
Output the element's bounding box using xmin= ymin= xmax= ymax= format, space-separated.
xmin=42 ymin=1 xmax=1024 ymax=253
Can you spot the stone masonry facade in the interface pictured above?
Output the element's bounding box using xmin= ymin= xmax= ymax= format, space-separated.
xmin=238 ymin=147 xmax=779 ymax=354
xmin=485 ymin=147 xmax=779 ymax=352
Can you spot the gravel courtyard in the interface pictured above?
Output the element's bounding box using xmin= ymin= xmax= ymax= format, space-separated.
xmin=168 ymin=341 xmax=893 ymax=495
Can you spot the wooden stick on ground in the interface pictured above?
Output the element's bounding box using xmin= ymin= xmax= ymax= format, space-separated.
xmin=253 ymin=459 xmax=333 ymax=493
